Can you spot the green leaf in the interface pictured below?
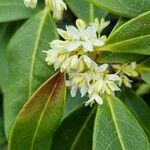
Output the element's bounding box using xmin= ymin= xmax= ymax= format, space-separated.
xmin=0 ymin=98 xmax=6 ymax=147
xmin=137 ymin=57 xmax=150 ymax=85
xmin=0 ymin=24 xmax=9 ymax=91
xmin=97 ymin=52 xmax=146 ymax=63
xmin=93 ymin=95 xmax=150 ymax=150
xmin=92 ymin=0 xmax=150 ymax=18
xmin=117 ymin=88 xmax=150 ymax=138
xmin=96 ymin=11 xmax=150 ymax=55
xmin=65 ymin=0 xmax=107 ymax=23
xmin=9 ymin=72 xmax=66 ymax=150
xmin=52 ymin=106 xmax=96 ymax=150
xmin=64 ymin=90 xmax=87 ymax=118
xmin=111 ymin=17 xmax=129 ymax=34
xmin=4 ymin=9 xmax=58 ymax=137
xmin=0 ymin=23 xmax=19 ymax=92
xmin=0 ymin=0 xmax=38 ymax=22
xmin=97 ymin=17 xmax=147 ymax=64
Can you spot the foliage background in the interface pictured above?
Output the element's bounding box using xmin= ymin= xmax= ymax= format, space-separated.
xmin=0 ymin=0 xmax=150 ymax=149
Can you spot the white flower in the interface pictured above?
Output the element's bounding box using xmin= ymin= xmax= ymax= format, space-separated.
xmin=24 ymin=0 xmax=37 ymax=8
xmin=93 ymin=74 xmax=120 ymax=94
xmin=48 ymin=0 xmax=67 ymax=20
xmin=92 ymin=18 xmax=110 ymax=34
xmin=118 ymin=75 xmax=132 ymax=88
xmin=57 ymin=19 xmax=105 ymax=52
xmin=83 ymin=55 xmax=98 ymax=69
xmin=112 ymin=62 xmax=138 ymax=88
xmin=85 ymin=94 xmax=103 ymax=107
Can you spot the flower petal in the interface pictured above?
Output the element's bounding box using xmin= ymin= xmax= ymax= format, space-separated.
xmin=82 ymin=41 xmax=93 ymax=52
xmin=94 ymin=94 xmax=103 ymax=105
xmin=57 ymin=28 xmax=70 ymax=40
xmin=66 ymin=25 xmax=80 ymax=39
xmin=71 ymin=85 xmax=78 ymax=97
xmin=80 ymin=84 xmax=88 ymax=97
xmin=66 ymin=41 xmax=81 ymax=51
xmin=98 ymin=64 xmax=108 ymax=72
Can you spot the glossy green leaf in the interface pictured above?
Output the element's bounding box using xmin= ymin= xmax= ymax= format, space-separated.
xmin=93 ymin=95 xmax=150 ymax=150
xmin=96 ymin=11 xmax=150 ymax=55
xmin=65 ymin=0 xmax=107 ymax=23
xmin=92 ymin=0 xmax=150 ymax=18
xmin=52 ymin=106 xmax=96 ymax=150
xmin=0 ymin=0 xmax=38 ymax=22
xmin=137 ymin=58 xmax=150 ymax=85
xmin=0 ymin=23 xmax=19 ymax=92
xmin=0 ymin=24 xmax=9 ymax=91
xmin=4 ymin=9 xmax=58 ymax=137
xmin=0 ymin=98 xmax=6 ymax=147
xmin=64 ymin=90 xmax=87 ymax=118
xmin=97 ymin=17 xmax=147 ymax=63
xmin=117 ymin=88 xmax=150 ymax=138
xmin=111 ymin=17 xmax=129 ymax=34
xmin=97 ymin=52 xmax=146 ymax=63
xmin=9 ymin=72 xmax=66 ymax=150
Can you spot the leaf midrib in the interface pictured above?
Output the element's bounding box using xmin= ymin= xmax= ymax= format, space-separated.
xmin=70 ymin=107 xmax=95 ymax=150
xmin=28 ymin=8 xmax=48 ymax=98
xmin=97 ymin=34 xmax=150 ymax=52
xmin=30 ymin=75 xmax=61 ymax=150
xmin=107 ymin=34 xmax=150 ymax=47
xmin=106 ymin=96 xmax=126 ymax=150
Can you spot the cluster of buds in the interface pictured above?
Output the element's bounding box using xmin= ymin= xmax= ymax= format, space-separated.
xmin=44 ymin=18 xmax=138 ymax=106
xmin=24 ymin=0 xmax=67 ymax=20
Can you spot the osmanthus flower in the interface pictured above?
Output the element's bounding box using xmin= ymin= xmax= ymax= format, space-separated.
xmin=112 ymin=62 xmax=138 ymax=87
xmin=85 ymin=68 xmax=120 ymax=106
xmin=66 ymin=63 xmax=121 ymax=106
xmin=57 ymin=19 xmax=106 ymax=52
xmin=48 ymin=0 xmax=67 ymax=20
xmin=92 ymin=18 xmax=110 ymax=37
xmin=44 ymin=18 xmax=136 ymax=106
xmin=24 ymin=0 xmax=37 ymax=8
xmin=24 ymin=0 xmax=67 ymax=20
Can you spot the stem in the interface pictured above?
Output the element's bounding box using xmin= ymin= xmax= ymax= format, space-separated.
xmin=90 ymin=3 xmax=94 ymax=22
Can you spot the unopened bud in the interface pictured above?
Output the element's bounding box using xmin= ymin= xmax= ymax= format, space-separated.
xmin=24 ymin=0 xmax=37 ymax=9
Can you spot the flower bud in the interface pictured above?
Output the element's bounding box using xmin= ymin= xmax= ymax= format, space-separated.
xmin=76 ymin=19 xmax=87 ymax=29
xmin=24 ymin=0 xmax=37 ymax=9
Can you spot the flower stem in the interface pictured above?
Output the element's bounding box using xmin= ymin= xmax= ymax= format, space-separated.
xmin=90 ymin=3 xmax=94 ymax=22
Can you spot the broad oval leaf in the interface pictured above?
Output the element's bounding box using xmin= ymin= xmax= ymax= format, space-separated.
xmin=4 ymin=8 xmax=58 ymax=137
xmin=93 ymin=95 xmax=150 ymax=150
xmin=117 ymin=88 xmax=150 ymax=138
xmin=0 ymin=0 xmax=38 ymax=22
xmin=92 ymin=0 xmax=150 ymax=18
xmin=65 ymin=0 xmax=107 ymax=23
xmin=97 ymin=11 xmax=150 ymax=55
xmin=52 ymin=106 xmax=96 ymax=150
xmin=9 ymin=72 xmax=66 ymax=150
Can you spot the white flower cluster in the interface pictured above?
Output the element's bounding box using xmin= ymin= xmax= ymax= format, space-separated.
xmin=112 ymin=62 xmax=138 ymax=88
xmin=24 ymin=0 xmax=66 ymax=20
xmin=45 ymin=19 xmax=138 ymax=106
